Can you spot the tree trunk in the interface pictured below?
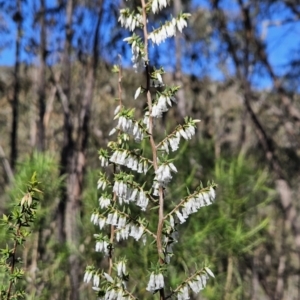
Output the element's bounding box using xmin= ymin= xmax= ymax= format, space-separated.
xmin=36 ymin=0 xmax=47 ymax=151
xmin=10 ymin=0 xmax=22 ymax=171
xmin=56 ymin=0 xmax=103 ymax=298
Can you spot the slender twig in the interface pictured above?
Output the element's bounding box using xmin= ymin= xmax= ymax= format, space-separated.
xmin=6 ymin=225 xmax=21 ymax=300
xmin=141 ymin=1 xmax=165 ymax=299
xmin=108 ymin=64 xmax=124 ymax=275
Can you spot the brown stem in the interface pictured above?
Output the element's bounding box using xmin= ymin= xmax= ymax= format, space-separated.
xmin=6 ymin=225 xmax=21 ymax=299
xmin=224 ymin=256 xmax=233 ymax=300
xmin=141 ymin=1 xmax=165 ymax=299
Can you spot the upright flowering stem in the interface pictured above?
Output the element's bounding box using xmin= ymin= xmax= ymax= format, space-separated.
xmin=141 ymin=1 xmax=165 ymax=299
xmin=141 ymin=0 xmax=164 ymax=263
xmin=85 ymin=2 xmax=216 ymax=299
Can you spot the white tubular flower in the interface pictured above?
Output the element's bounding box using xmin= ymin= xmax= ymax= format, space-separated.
xmin=130 ymin=40 xmax=145 ymax=73
xmin=152 ymin=0 xmax=158 ymax=13
xmin=99 ymin=196 xmax=110 ymax=209
xmin=117 ymin=215 xmax=127 ymax=229
xmin=116 ymin=290 xmax=126 ymax=300
xmin=146 ymin=272 xmax=164 ymax=293
xmin=98 ymin=217 xmax=106 ymax=229
xmin=117 ymin=260 xmax=127 ymax=278
xmin=118 ymin=150 xmax=128 ymax=165
xmin=104 ymin=272 xmax=114 ymax=283
xmin=83 ymin=270 xmax=93 ymax=283
xmin=188 ymin=279 xmax=202 ymax=294
xmin=105 ymin=289 xmax=117 ymax=299
xmin=209 ymin=187 xmax=216 ymax=201
xmin=179 ymin=128 xmax=188 ymax=140
xmin=97 ymin=178 xmax=107 ymax=190
xmin=185 ymin=124 xmax=195 ymax=139
xmin=157 ymin=73 xmax=163 ymax=85
xmin=161 ymin=140 xmax=169 ymax=153
xmin=155 ymin=162 xmax=177 ymax=184
xmin=129 ymin=224 xmax=144 ymax=241
xmin=95 ymin=240 xmax=109 ymax=255
xmin=116 ymin=116 xmax=144 ymax=142
xmin=205 ymin=267 xmax=215 ymax=278
xmin=152 ymin=0 xmax=168 ymax=14
xmin=203 ymin=192 xmax=212 ymax=206
xmin=148 ymin=19 xmax=177 ymax=45
xmin=175 ymin=210 xmax=186 ymax=224
xmin=155 ymin=164 xmax=171 ymax=183
xmin=146 ymin=273 xmax=156 ymax=292
xmin=176 ymin=16 xmax=188 ymax=32
xmin=131 ymin=158 xmax=138 ymax=171
xmin=137 ymin=162 xmax=143 ymax=173
xmin=143 ymin=160 xmax=149 ymax=174
xmin=136 ymin=191 xmax=149 ymax=211
xmin=143 ymin=112 xmax=150 ymax=131
xmin=125 ymin=155 xmax=133 ymax=169
xmin=152 ymin=95 xmax=168 ymax=118
xmin=99 ymin=155 xmax=109 ymax=167
xmin=110 ymin=150 xmax=118 ymax=164
xmin=195 ymin=193 xmax=205 ymax=208
xmin=116 ymin=224 xmax=130 ymax=241
xmin=91 ymin=212 xmax=98 ymax=225
xmin=152 ymin=180 xmax=160 ymax=196
xmin=151 ymin=93 xmax=176 ymax=118
xmin=109 ymin=127 xmax=117 ymax=136
xmin=114 ymin=104 xmax=121 ymax=115
xmin=93 ymin=274 xmax=100 ymax=287
xmin=169 ymin=132 xmax=181 ymax=151
xmin=181 ymin=201 xmax=192 ymax=218
xmin=155 ymin=273 xmax=165 ymax=289
xmin=177 ymin=285 xmax=189 ymax=300
xmin=134 ymin=86 xmax=141 ymax=99
xmin=129 ymin=188 xmax=138 ymax=201
xmin=170 ymin=214 xmax=175 ymax=228
xmin=119 ymin=10 xmax=140 ymax=32
xmin=106 ymin=211 xmax=118 ymax=226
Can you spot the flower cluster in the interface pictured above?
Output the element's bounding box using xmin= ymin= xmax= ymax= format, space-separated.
xmin=99 ymin=149 xmax=109 ymax=167
xmin=113 ymin=116 xmax=144 ymax=142
xmin=160 ymin=120 xmax=199 ymax=153
xmin=155 ymin=162 xmax=177 ymax=184
xmin=85 ymin=1 xmax=217 ymax=299
xmin=123 ymin=35 xmax=146 ymax=73
xmin=113 ymin=179 xmax=149 ymax=210
xmin=148 ymin=14 xmax=190 ymax=45
xmin=151 ymin=0 xmax=168 ymax=14
xmin=116 ymin=222 xmax=145 ymax=242
xmin=91 ymin=210 xmax=147 ymax=242
xmin=176 ymin=268 xmax=214 ymax=299
xmin=173 ymin=187 xmax=216 ymax=224
xmin=94 ymin=234 xmax=111 ymax=256
xmin=146 ymin=272 xmax=165 ymax=293
xmin=152 ymin=162 xmax=177 ymax=196
xmin=83 ymin=267 xmax=101 ymax=288
xmin=110 ymin=148 xmax=149 ymax=174
xmin=91 ymin=211 xmax=106 ymax=229
xmin=97 ymin=172 xmax=110 ymax=190
xmin=142 ymin=112 xmax=150 ymax=131
xmin=116 ymin=260 xmax=127 ymax=278
xmin=151 ymin=93 xmax=177 ymax=118
xmin=99 ymin=195 xmax=111 ymax=209
xmin=119 ymin=9 xmax=142 ymax=32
